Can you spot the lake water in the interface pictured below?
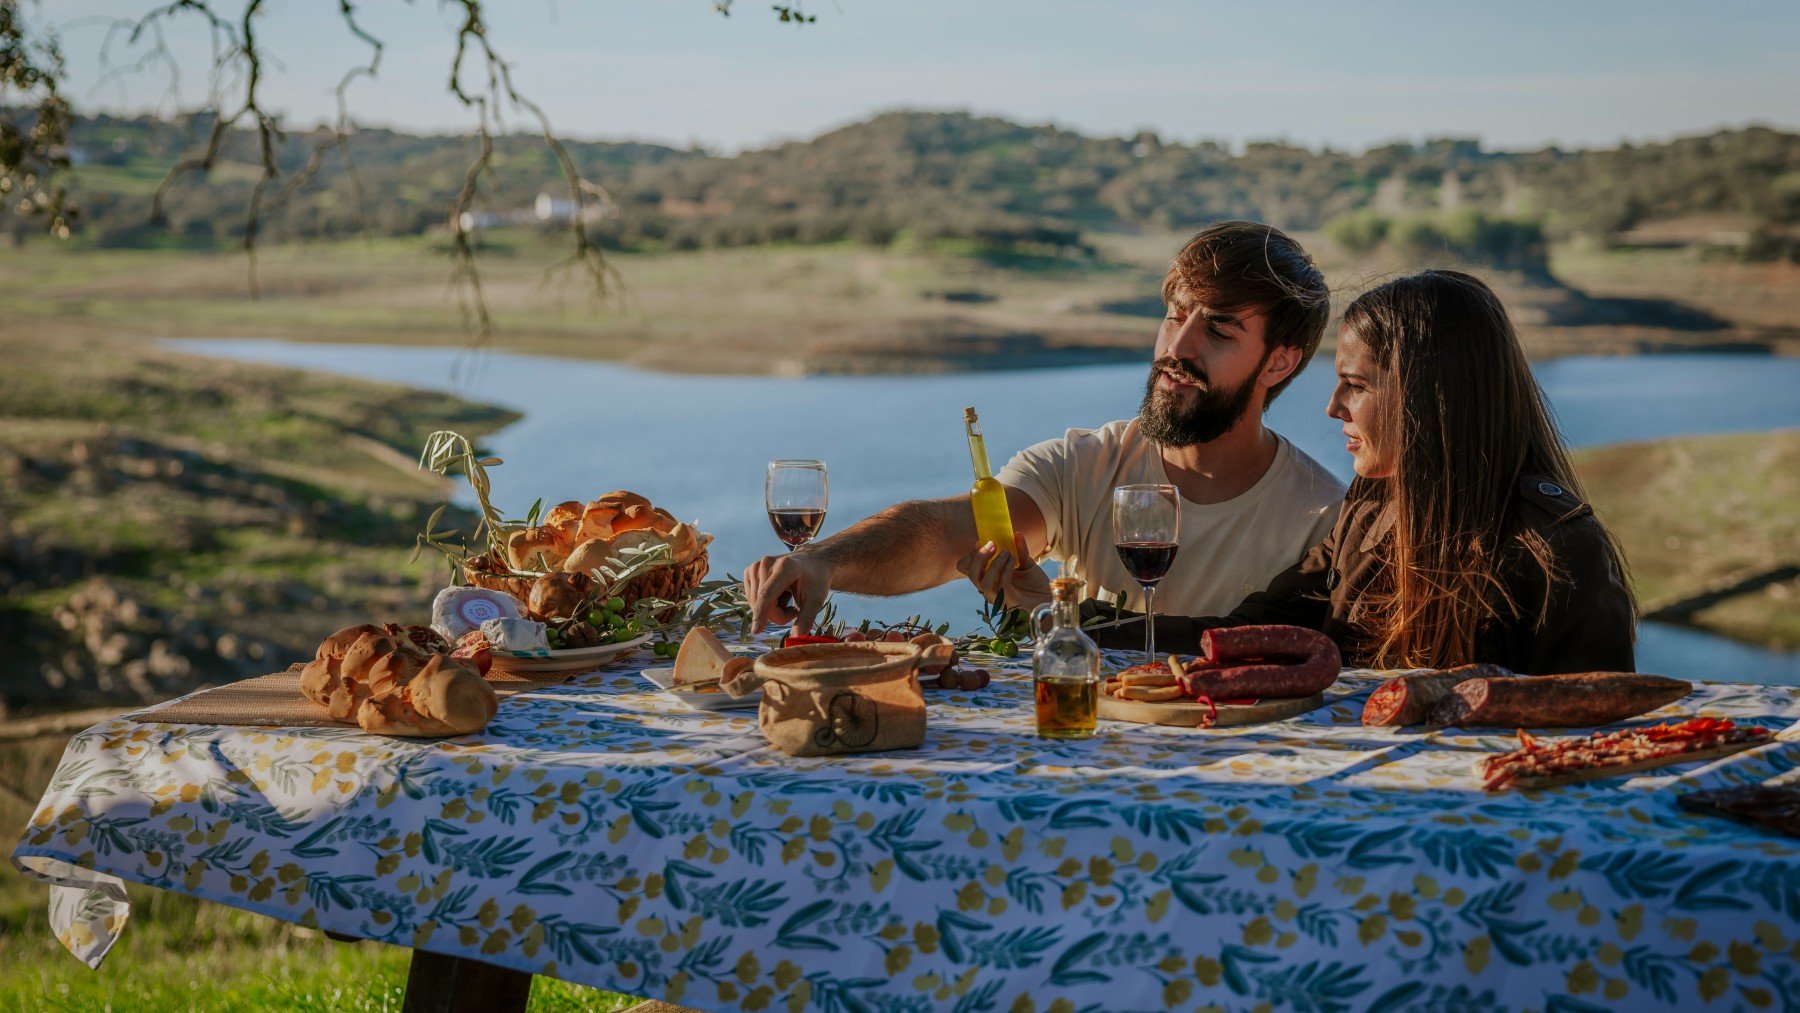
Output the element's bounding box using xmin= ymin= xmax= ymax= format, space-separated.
xmin=170 ymin=340 xmax=1800 ymax=684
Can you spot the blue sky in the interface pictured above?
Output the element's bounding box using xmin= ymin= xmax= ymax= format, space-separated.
xmin=48 ymin=0 xmax=1800 ymax=152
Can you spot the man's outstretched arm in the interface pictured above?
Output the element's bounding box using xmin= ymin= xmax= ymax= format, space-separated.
xmin=744 ymin=488 xmax=1045 ymax=632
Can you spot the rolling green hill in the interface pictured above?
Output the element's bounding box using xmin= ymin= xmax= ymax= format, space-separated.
xmin=26 ymin=111 xmax=1800 ymax=259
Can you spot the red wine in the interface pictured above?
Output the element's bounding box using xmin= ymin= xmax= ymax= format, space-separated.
xmin=769 ymin=508 xmax=826 ymax=547
xmin=1115 ymin=541 xmax=1178 ymax=585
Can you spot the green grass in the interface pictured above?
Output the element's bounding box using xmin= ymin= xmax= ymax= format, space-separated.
xmin=1577 ymin=429 xmax=1800 ymax=647
xmin=0 ymin=231 xmax=1165 ymax=371
xmin=1551 ymin=243 xmax=1800 ymax=334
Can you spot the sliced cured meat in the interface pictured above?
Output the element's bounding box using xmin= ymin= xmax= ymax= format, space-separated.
xmin=1361 ymin=664 xmax=1511 ymax=726
xmin=1480 ymin=718 xmax=1771 ymax=791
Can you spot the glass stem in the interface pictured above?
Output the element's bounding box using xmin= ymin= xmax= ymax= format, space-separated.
xmin=1142 ymin=584 xmax=1156 ymax=664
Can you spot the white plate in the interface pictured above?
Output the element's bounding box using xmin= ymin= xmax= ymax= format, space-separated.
xmin=489 ymin=633 xmax=652 ymax=674
xmin=640 ymin=666 xmax=762 ymax=712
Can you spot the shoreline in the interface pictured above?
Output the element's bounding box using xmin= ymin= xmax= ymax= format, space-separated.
xmin=156 ymin=323 xmax=1796 ymax=379
xmin=5 ymin=236 xmax=1796 ymax=379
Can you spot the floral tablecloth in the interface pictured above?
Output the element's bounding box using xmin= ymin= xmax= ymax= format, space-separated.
xmin=13 ymin=651 xmax=1800 ymax=1012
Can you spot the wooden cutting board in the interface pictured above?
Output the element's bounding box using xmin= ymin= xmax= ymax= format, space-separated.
xmin=1098 ymin=692 xmax=1325 ymax=729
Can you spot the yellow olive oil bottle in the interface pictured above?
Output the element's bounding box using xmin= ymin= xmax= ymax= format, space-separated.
xmin=964 ymin=406 xmax=1017 ymax=556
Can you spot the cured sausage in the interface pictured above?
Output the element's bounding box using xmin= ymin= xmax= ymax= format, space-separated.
xmin=1201 ymin=625 xmax=1330 ymax=663
xmin=1430 ymin=672 xmax=1692 ymax=728
xmin=1177 ymin=625 xmax=1341 ymax=700
xmin=1361 ymin=663 xmax=1511 ymax=726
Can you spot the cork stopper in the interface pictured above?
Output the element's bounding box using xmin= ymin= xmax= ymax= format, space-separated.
xmin=963 ymin=406 xmax=978 ymax=424
xmin=1049 ymin=576 xmax=1083 ymax=602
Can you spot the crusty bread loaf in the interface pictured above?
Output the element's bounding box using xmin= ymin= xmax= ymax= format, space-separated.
xmin=299 ymin=625 xmax=498 ymax=737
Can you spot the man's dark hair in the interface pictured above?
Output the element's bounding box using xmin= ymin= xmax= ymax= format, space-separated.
xmin=1160 ymin=220 xmax=1331 ymax=405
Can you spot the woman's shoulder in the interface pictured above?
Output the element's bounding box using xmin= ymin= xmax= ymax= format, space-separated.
xmin=1513 ymin=474 xmax=1594 ymax=529
xmin=1507 ymin=474 xmax=1621 ymax=578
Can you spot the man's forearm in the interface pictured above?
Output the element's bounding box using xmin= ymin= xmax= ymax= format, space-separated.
xmin=800 ymin=497 xmax=974 ymax=597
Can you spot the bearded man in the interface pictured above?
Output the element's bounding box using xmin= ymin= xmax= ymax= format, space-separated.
xmin=745 ymin=220 xmax=1345 ymax=629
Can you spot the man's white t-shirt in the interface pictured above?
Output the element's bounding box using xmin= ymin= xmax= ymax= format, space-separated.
xmin=996 ymin=419 xmax=1345 ymax=617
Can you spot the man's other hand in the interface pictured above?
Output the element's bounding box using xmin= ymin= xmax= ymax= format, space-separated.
xmin=745 ymin=550 xmax=834 ymax=633
xmin=957 ymin=534 xmax=1052 ymax=611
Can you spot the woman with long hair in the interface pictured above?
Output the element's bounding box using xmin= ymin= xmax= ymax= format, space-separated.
xmin=974 ymin=270 xmax=1636 ymax=674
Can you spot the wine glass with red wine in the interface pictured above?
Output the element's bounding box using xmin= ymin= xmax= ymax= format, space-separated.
xmin=766 ymin=460 xmax=828 ymax=551
xmin=1112 ymin=483 xmax=1180 ymax=665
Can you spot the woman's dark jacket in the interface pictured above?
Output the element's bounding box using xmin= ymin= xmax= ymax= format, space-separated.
xmin=1082 ymin=475 xmax=1636 ymax=674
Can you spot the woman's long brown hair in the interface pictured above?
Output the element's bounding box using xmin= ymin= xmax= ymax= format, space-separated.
xmin=1342 ymin=270 xmax=1631 ymax=668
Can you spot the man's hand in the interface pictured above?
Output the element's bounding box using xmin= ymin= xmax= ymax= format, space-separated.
xmin=957 ymin=533 xmax=1052 ymax=611
xmin=744 ymin=550 xmax=834 ymax=633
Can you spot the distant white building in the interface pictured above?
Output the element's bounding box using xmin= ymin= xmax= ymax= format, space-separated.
xmin=535 ymin=190 xmax=612 ymax=224
xmin=535 ymin=193 xmax=578 ymax=221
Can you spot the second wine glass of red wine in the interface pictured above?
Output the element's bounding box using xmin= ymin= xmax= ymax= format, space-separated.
xmin=766 ymin=460 xmax=828 ymax=551
xmin=1112 ymin=483 xmax=1180 ymax=665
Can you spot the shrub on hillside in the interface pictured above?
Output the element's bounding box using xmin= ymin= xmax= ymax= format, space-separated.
xmin=1323 ymin=210 xmax=1549 ymax=275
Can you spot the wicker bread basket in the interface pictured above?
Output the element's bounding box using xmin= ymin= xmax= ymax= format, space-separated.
xmin=461 ymin=547 xmax=710 ymax=619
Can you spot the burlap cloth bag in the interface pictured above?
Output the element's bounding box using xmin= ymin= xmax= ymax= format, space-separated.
xmin=724 ymin=642 xmax=942 ymax=756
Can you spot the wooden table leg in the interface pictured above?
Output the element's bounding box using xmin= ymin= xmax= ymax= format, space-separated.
xmin=401 ymin=949 xmax=533 ymax=1013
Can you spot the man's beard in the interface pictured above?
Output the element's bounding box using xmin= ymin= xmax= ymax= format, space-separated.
xmin=1137 ymin=354 xmax=1265 ymax=447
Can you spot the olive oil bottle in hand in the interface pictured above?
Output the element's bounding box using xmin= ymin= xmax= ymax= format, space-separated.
xmin=964 ymin=406 xmax=1017 ymax=557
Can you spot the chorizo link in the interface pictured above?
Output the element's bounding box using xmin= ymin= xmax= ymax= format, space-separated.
xmin=1201 ymin=625 xmax=1333 ymax=664
xmin=1429 ymin=672 xmax=1693 ymax=728
xmin=1179 ymin=626 xmax=1342 ymax=700
xmin=1360 ymin=664 xmax=1512 ymax=726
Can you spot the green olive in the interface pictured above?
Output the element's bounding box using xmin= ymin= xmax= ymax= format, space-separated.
xmin=995 ymin=639 xmax=1019 ymax=658
xmin=586 ymin=609 xmax=605 ymax=626
xmin=606 ymin=596 xmax=627 ymax=613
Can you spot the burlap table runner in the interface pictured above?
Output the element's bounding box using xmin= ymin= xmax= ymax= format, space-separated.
xmin=130 ymin=664 xmax=582 ymax=729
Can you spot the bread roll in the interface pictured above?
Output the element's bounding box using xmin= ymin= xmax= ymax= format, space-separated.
xmin=527 ymin=572 xmax=594 ymax=621
xmin=609 ymin=530 xmax=669 ymax=558
xmin=648 ymin=507 xmax=680 ymax=535
xmin=505 ymin=526 xmax=569 ymax=571
xmin=664 ymin=523 xmax=699 ymax=565
xmin=561 ymin=536 xmax=616 ymax=575
xmin=544 ymin=500 xmax=585 ymax=528
xmin=593 ymin=490 xmax=652 ymax=513
xmin=577 ymin=502 xmax=621 ymax=542
xmin=609 ymin=503 xmax=660 ymax=536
